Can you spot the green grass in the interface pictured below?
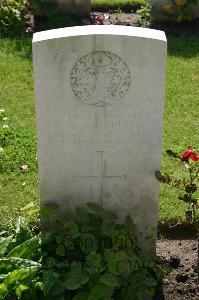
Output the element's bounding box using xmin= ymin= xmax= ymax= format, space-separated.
xmin=0 ymin=38 xmax=39 ymax=228
xmin=91 ymin=0 xmax=145 ymax=10
xmin=159 ymin=37 xmax=199 ymax=223
xmin=0 ymin=36 xmax=198 ymax=229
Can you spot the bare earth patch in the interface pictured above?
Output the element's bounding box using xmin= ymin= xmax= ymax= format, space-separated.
xmin=156 ymin=239 xmax=199 ymax=300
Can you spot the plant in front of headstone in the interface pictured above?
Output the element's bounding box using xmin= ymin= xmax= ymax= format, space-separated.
xmin=41 ymin=202 xmax=166 ymax=300
xmin=163 ymin=0 xmax=197 ymax=22
xmin=135 ymin=1 xmax=152 ymax=27
xmin=155 ymin=145 xmax=199 ymax=221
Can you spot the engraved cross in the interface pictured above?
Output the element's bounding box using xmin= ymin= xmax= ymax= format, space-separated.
xmin=74 ymin=151 xmax=126 ymax=205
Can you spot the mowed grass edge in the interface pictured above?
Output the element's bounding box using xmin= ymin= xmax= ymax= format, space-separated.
xmin=91 ymin=0 xmax=145 ymax=10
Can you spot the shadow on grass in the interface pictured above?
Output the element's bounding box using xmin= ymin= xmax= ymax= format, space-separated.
xmin=167 ymin=36 xmax=199 ymax=59
xmin=0 ymin=35 xmax=32 ymax=60
xmin=1 ymin=28 xmax=199 ymax=61
xmin=152 ymin=18 xmax=199 ymax=58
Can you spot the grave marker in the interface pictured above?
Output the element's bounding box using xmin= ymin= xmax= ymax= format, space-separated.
xmin=33 ymin=25 xmax=167 ymax=252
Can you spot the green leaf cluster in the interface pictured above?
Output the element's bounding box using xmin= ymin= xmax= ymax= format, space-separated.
xmin=0 ymin=203 xmax=166 ymax=299
xmin=0 ymin=0 xmax=27 ymax=36
xmin=0 ymin=216 xmax=41 ymax=299
xmin=41 ymin=202 xmax=164 ymax=300
xmin=135 ymin=2 xmax=152 ymax=27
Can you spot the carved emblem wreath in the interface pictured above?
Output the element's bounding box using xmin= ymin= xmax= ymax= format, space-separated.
xmin=70 ymin=51 xmax=131 ymax=107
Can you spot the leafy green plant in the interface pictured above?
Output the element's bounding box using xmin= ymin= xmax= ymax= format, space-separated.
xmin=135 ymin=1 xmax=152 ymax=27
xmin=41 ymin=202 xmax=166 ymax=300
xmin=0 ymin=202 xmax=168 ymax=299
xmin=163 ymin=0 xmax=197 ymax=22
xmin=156 ymin=145 xmax=199 ymax=221
xmin=0 ymin=0 xmax=27 ymax=36
xmin=0 ymin=216 xmax=41 ymax=299
xmin=113 ymin=7 xmax=125 ymax=25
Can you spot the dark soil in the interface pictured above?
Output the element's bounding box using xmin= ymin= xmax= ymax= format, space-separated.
xmin=156 ymin=239 xmax=199 ymax=300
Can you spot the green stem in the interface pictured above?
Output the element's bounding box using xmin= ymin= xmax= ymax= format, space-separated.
xmin=192 ymin=168 xmax=199 ymax=183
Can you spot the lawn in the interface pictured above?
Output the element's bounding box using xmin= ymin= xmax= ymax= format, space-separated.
xmin=91 ymin=0 xmax=145 ymax=10
xmin=0 ymin=36 xmax=198 ymax=229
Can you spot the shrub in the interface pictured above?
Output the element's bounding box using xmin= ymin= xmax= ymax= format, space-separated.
xmin=41 ymin=202 xmax=165 ymax=300
xmin=135 ymin=2 xmax=152 ymax=27
xmin=163 ymin=0 xmax=198 ymax=22
xmin=0 ymin=203 xmax=167 ymax=299
xmin=0 ymin=216 xmax=42 ymax=299
xmin=0 ymin=0 xmax=27 ymax=36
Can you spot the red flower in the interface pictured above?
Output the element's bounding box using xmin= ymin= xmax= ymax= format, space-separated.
xmin=181 ymin=145 xmax=199 ymax=162
xmin=95 ymin=15 xmax=104 ymax=24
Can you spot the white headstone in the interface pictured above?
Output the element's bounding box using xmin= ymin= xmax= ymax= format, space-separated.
xmin=33 ymin=25 xmax=167 ymax=252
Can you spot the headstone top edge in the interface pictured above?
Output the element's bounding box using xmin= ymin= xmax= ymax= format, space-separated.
xmin=33 ymin=25 xmax=167 ymax=44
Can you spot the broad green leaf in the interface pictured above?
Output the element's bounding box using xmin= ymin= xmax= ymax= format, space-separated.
xmin=73 ymin=292 xmax=90 ymax=300
xmin=0 ymin=274 xmax=7 ymax=283
xmin=27 ymin=208 xmax=40 ymax=217
xmin=15 ymin=217 xmax=33 ymax=245
xmin=80 ymin=233 xmax=97 ymax=254
xmin=56 ymin=244 xmax=65 ymax=257
xmin=112 ymin=234 xmax=131 ymax=250
xmin=64 ymin=238 xmax=74 ymax=250
xmin=15 ymin=284 xmax=29 ymax=298
xmin=86 ymin=252 xmax=102 ymax=273
xmin=64 ymin=221 xmax=80 ymax=239
xmin=75 ymin=207 xmax=89 ymax=223
xmin=101 ymin=220 xmax=115 ymax=237
xmin=65 ymin=262 xmax=89 ymax=291
xmin=5 ymin=268 xmax=38 ymax=285
xmin=40 ymin=202 xmax=58 ymax=220
xmin=64 ymin=278 xmax=81 ymax=290
xmin=166 ymin=149 xmax=180 ymax=159
xmin=7 ymin=235 xmax=40 ymax=259
xmin=107 ymin=251 xmax=129 ymax=275
xmin=155 ymin=171 xmax=170 ymax=184
xmin=100 ymin=273 xmax=119 ymax=287
xmin=0 ymin=232 xmax=7 ymax=238
xmin=80 ymin=273 xmax=89 ymax=285
xmin=0 ymin=257 xmax=41 ymax=274
xmin=69 ymin=261 xmax=82 ymax=277
xmin=0 ymin=235 xmax=13 ymax=256
xmin=0 ymin=283 xmax=7 ymax=299
xmin=88 ymin=284 xmax=113 ymax=299
xmin=87 ymin=203 xmax=117 ymax=220
xmin=20 ymin=202 xmax=37 ymax=211
xmin=124 ymin=215 xmax=137 ymax=236
xmin=43 ymin=271 xmax=60 ymax=296
xmin=144 ymin=277 xmax=157 ymax=287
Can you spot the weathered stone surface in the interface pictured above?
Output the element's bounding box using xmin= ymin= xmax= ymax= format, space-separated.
xmin=33 ymin=25 xmax=167 ymax=253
